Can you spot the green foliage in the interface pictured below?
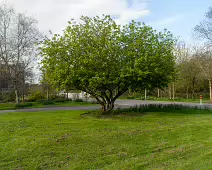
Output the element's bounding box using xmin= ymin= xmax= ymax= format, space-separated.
xmin=15 ymin=102 xmax=33 ymax=108
xmin=40 ymin=15 xmax=176 ymax=112
xmin=42 ymin=100 xmax=54 ymax=105
xmin=54 ymin=98 xmax=66 ymax=103
xmin=36 ymin=99 xmax=54 ymax=105
xmin=28 ymin=90 xmax=45 ymax=102
xmin=74 ymin=99 xmax=84 ymax=102
xmin=0 ymin=91 xmax=16 ymax=103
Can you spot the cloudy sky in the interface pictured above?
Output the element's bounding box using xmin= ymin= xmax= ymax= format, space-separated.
xmin=1 ymin=0 xmax=211 ymax=43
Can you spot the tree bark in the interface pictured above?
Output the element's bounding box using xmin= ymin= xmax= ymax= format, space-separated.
xmin=192 ymin=90 xmax=194 ymax=100
xmin=47 ymin=86 xmax=49 ymax=100
xmin=172 ymin=83 xmax=175 ymax=100
xmin=169 ymin=85 xmax=172 ymax=99
xmin=22 ymin=82 xmax=25 ymax=102
xmin=98 ymin=99 xmax=114 ymax=114
xmin=22 ymin=92 xmax=25 ymax=102
xmin=186 ymin=87 xmax=189 ymax=99
xmin=144 ymin=89 xmax=147 ymax=100
xmin=209 ymin=80 xmax=212 ymax=104
xmin=15 ymin=89 xmax=20 ymax=104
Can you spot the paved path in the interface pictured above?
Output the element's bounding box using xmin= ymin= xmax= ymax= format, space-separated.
xmin=0 ymin=100 xmax=211 ymax=114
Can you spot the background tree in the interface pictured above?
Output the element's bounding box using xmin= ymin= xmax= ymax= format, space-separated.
xmin=174 ymin=42 xmax=201 ymax=99
xmin=40 ymin=15 xmax=176 ymax=113
xmin=195 ymin=6 xmax=212 ymax=103
xmin=194 ymin=46 xmax=212 ymax=103
xmin=0 ymin=4 xmax=40 ymax=103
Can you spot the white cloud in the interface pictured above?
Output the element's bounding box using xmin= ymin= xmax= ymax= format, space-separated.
xmin=1 ymin=0 xmax=149 ymax=34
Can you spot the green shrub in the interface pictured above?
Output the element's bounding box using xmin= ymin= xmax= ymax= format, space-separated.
xmin=91 ymin=100 xmax=98 ymax=104
xmin=41 ymin=100 xmax=54 ymax=105
xmin=113 ymin=104 xmax=210 ymax=115
xmin=28 ymin=91 xmax=44 ymax=101
xmin=36 ymin=99 xmax=44 ymax=104
xmin=127 ymin=96 xmax=135 ymax=99
xmin=15 ymin=102 xmax=33 ymax=108
xmin=26 ymin=98 xmax=36 ymax=102
xmin=36 ymin=99 xmax=54 ymax=105
xmin=65 ymin=98 xmax=72 ymax=101
xmin=74 ymin=99 xmax=84 ymax=102
xmin=1 ymin=91 xmax=16 ymax=102
xmin=54 ymin=98 xmax=66 ymax=103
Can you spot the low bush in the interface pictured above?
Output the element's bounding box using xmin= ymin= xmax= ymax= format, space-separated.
xmin=26 ymin=98 xmax=36 ymax=102
xmin=36 ymin=99 xmax=54 ymax=105
xmin=83 ymin=103 xmax=211 ymax=118
xmin=74 ymin=99 xmax=84 ymax=102
xmin=15 ymin=102 xmax=33 ymax=108
xmin=65 ymin=98 xmax=72 ymax=102
xmin=54 ymin=98 xmax=66 ymax=103
xmin=28 ymin=91 xmax=45 ymax=102
xmin=41 ymin=100 xmax=54 ymax=105
xmin=91 ymin=100 xmax=99 ymax=104
xmin=126 ymin=96 xmax=135 ymax=99
xmin=36 ymin=99 xmax=44 ymax=104
xmin=1 ymin=91 xmax=16 ymax=103
xmin=114 ymin=103 xmax=210 ymax=114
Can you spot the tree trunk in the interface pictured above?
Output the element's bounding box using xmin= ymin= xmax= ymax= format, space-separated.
xmin=15 ymin=89 xmax=20 ymax=104
xmin=209 ymin=80 xmax=212 ymax=104
xmin=186 ymin=87 xmax=189 ymax=99
xmin=172 ymin=83 xmax=175 ymax=100
xmin=66 ymin=91 xmax=68 ymax=99
xmin=128 ymin=88 xmax=131 ymax=96
xmin=144 ymin=89 xmax=147 ymax=100
xmin=22 ymin=92 xmax=25 ymax=102
xmin=47 ymin=86 xmax=49 ymax=100
xmin=101 ymin=101 xmax=114 ymax=114
xmin=22 ymin=82 xmax=25 ymax=102
xmin=169 ymin=85 xmax=172 ymax=99
xmin=192 ymin=90 xmax=194 ymax=100
xmin=157 ymin=88 xmax=160 ymax=98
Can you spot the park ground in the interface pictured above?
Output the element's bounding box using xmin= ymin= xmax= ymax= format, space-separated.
xmin=1 ymin=107 xmax=212 ymax=169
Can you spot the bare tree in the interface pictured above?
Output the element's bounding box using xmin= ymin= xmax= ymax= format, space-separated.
xmin=194 ymin=7 xmax=212 ymax=103
xmin=194 ymin=7 xmax=212 ymax=43
xmin=194 ymin=46 xmax=212 ymax=103
xmin=0 ymin=4 xmax=40 ymax=103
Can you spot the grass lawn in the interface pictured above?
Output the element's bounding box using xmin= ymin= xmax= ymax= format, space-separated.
xmin=0 ymin=101 xmax=96 ymax=110
xmin=0 ymin=109 xmax=212 ymax=169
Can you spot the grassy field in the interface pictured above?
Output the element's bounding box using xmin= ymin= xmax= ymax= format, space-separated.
xmin=0 ymin=109 xmax=212 ymax=169
xmin=0 ymin=101 xmax=96 ymax=110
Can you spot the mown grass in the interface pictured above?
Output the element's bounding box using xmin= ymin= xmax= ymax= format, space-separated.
xmin=0 ymin=101 xmax=96 ymax=110
xmin=0 ymin=108 xmax=212 ymax=169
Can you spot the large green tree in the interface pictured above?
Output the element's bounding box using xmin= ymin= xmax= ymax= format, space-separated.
xmin=40 ymin=15 xmax=176 ymax=113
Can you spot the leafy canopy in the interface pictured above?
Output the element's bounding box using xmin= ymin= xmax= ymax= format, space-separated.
xmin=40 ymin=15 xmax=176 ymax=112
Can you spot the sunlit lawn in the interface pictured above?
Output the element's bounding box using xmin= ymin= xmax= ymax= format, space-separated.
xmin=0 ymin=109 xmax=212 ymax=169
